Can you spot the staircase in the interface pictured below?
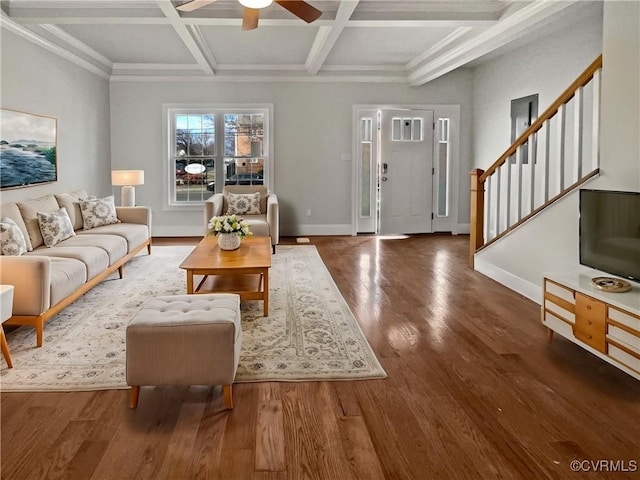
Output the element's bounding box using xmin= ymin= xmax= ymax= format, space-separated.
xmin=469 ymin=55 xmax=603 ymax=268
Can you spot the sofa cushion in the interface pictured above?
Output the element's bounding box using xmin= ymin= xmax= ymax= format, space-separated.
xmin=25 ymin=245 xmax=109 ymax=280
xmin=226 ymin=192 xmax=261 ymax=215
xmin=48 ymin=257 xmax=88 ymax=306
xmin=77 ymin=223 xmax=148 ymax=253
xmin=0 ymin=203 xmax=33 ymax=251
xmin=79 ymin=195 xmax=120 ymax=230
xmin=37 ymin=208 xmax=76 ymax=247
xmin=223 ymin=186 xmax=268 ymax=214
xmin=17 ymin=194 xmax=60 ymax=249
xmin=243 ymin=215 xmax=270 ymax=237
xmin=0 ymin=217 xmax=28 ymax=256
xmin=55 ymin=190 xmax=89 ymax=230
xmin=56 ymin=233 xmax=127 ymax=266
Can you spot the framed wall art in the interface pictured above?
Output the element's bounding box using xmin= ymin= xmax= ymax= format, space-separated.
xmin=1 ymin=108 xmax=58 ymax=189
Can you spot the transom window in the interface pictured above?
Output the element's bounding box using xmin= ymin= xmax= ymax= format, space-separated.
xmin=165 ymin=105 xmax=271 ymax=207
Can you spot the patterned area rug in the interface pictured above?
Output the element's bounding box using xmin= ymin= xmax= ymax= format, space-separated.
xmin=0 ymin=245 xmax=386 ymax=392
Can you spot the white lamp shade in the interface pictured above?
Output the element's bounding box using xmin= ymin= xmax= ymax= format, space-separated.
xmin=238 ymin=0 xmax=272 ymax=8
xmin=112 ymin=170 xmax=144 ymax=186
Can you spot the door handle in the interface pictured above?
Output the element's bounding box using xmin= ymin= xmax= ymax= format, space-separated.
xmin=381 ymin=176 xmax=388 ymax=182
xmin=382 ymin=163 xmax=388 ymax=174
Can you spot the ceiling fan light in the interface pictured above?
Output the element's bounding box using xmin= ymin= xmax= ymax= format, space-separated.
xmin=238 ymin=0 xmax=272 ymax=8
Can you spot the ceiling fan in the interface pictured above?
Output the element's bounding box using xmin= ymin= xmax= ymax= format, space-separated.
xmin=176 ymin=0 xmax=322 ymax=31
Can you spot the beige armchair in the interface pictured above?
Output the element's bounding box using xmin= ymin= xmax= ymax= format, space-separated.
xmin=204 ymin=185 xmax=279 ymax=253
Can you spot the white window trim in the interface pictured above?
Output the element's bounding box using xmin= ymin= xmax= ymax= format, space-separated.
xmin=162 ymin=103 xmax=274 ymax=211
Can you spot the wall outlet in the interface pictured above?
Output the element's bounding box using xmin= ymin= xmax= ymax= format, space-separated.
xmin=306 ymin=209 xmax=312 ymax=216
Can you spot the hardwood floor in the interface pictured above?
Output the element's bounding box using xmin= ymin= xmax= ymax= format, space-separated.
xmin=2 ymin=235 xmax=639 ymax=480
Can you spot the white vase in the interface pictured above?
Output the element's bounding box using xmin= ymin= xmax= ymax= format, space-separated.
xmin=218 ymin=233 xmax=241 ymax=250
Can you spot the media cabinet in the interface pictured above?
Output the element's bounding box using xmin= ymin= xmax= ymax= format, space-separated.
xmin=542 ymin=270 xmax=640 ymax=380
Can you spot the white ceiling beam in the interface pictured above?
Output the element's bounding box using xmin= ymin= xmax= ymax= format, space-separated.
xmin=154 ymin=0 xmax=215 ymax=75
xmin=10 ymin=17 xmax=171 ymax=24
xmin=407 ymin=1 xmax=580 ymax=86
xmin=39 ymin=24 xmax=113 ymax=70
xmin=405 ymin=27 xmax=473 ymax=71
xmin=305 ymin=0 xmax=359 ymax=75
xmin=187 ymin=24 xmax=217 ymax=69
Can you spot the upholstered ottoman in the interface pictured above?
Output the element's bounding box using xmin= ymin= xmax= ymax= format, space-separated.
xmin=126 ymin=293 xmax=242 ymax=409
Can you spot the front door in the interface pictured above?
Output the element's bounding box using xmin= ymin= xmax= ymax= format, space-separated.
xmin=379 ymin=109 xmax=434 ymax=235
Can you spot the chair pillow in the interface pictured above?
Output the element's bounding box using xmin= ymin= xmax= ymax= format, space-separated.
xmin=0 ymin=217 xmax=28 ymax=255
xmin=226 ymin=192 xmax=261 ymax=215
xmin=37 ymin=207 xmax=76 ymax=247
xmin=79 ymin=195 xmax=120 ymax=230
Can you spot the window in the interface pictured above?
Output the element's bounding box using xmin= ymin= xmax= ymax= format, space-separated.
xmin=436 ymin=118 xmax=450 ymax=217
xmin=165 ymin=105 xmax=272 ymax=207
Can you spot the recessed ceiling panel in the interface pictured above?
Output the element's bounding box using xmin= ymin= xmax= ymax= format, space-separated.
xmin=60 ymin=24 xmax=196 ymax=64
xmin=325 ymin=26 xmax=457 ymax=66
xmin=199 ymin=26 xmax=316 ymax=65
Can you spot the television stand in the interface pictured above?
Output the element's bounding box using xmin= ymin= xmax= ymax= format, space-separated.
xmin=542 ymin=270 xmax=640 ymax=380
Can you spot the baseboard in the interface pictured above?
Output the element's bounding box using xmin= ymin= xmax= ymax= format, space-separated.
xmin=455 ymin=223 xmax=470 ymax=235
xmin=281 ymin=224 xmax=352 ymax=236
xmin=474 ymin=257 xmax=542 ymax=305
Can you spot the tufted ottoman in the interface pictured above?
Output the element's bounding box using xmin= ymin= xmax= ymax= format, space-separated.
xmin=126 ymin=293 xmax=242 ymax=409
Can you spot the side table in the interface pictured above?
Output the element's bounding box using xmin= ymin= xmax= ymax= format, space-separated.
xmin=1 ymin=285 xmax=15 ymax=368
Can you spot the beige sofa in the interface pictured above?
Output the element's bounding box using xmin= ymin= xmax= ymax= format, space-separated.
xmin=0 ymin=190 xmax=151 ymax=346
xmin=204 ymin=185 xmax=279 ymax=253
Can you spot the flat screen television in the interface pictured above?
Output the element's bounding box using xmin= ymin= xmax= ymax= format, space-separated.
xmin=579 ymin=189 xmax=640 ymax=283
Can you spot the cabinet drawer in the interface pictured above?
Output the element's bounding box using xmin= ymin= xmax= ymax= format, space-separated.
xmin=609 ymin=344 xmax=640 ymax=374
xmin=574 ymin=328 xmax=606 ymax=352
xmin=608 ymin=307 xmax=640 ymax=332
xmin=545 ymin=280 xmax=575 ymax=304
xmin=576 ymin=293 xmax=606 ymax=322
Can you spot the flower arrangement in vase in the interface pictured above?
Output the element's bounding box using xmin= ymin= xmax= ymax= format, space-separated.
xmin=207 ymin=214 xmax=252 ymax=250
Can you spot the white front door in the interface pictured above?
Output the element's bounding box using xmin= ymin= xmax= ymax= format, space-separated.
xmin=379 ymin=109 xmax=434 ymax=235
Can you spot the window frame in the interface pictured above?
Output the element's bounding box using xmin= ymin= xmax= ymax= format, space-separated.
xmin=163 ymin=103 xmax=274 ymax=210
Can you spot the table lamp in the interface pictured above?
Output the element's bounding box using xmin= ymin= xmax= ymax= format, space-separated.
xmin=112 ymin=170 xmax=144 ymax=207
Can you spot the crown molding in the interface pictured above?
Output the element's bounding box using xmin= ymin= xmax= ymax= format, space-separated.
xmin=0 ymin=12 xmax=111 ymax=79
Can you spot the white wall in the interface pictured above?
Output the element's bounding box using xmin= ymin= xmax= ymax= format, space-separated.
xmin=0 ymin=30 xmax=111 ymax=203
xmin=110 ymin=71 xmax=473 ymax=236
xmin=472 ymin=12 xmax=603 ymax=170
xmin=474 ymin=3 xmax=639 ymax=301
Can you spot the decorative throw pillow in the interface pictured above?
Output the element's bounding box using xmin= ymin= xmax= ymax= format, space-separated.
xmin=79 ymin=195 xmax=120 ymax=230
xmin=226 ymin=192 xmax=261 ymax=215
xmin=37 ymin=208 xmax=76 ymax=247
xmin=0 ymin=217 xmax=28 ymax=255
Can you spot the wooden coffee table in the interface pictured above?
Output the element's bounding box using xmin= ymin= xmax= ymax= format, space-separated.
xmin=179 ymin=236 xmax=272 ymax=316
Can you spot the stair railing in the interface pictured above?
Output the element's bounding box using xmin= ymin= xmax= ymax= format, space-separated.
xmin=469 ymin=55 xmax=602 ymax=267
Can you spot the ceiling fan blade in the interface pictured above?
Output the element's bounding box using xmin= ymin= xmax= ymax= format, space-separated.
xmin=242 ymin=8 xmax=260 ymax=30
xmin=275 ymin=1 xmax=322 ymax=23
xmin=176 ymin=0 xmax=217 ymax=13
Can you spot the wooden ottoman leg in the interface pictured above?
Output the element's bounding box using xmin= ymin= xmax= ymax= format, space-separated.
xmin=223 ymin=385 xmax=233 ymax=409
xmin=130 ymin=386 xmax=140 ymax=409
xmin=1 ymin=326 xmax=13 ymax=368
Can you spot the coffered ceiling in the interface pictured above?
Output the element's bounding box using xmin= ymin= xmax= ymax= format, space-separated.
xmin=0 ymin=0 xmax=599 ymax=84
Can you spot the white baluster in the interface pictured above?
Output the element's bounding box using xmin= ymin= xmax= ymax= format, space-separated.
xmin=543 ymin=120 xmax=550 ymax=202
xmin=485 ymin=175 xmax=492 ymax=240
xmin=592 ymin=69 xmax=601 ymax=171
xmin=505 ymin=159 xmax=512 ymax=229
xmin=556 ymin=104 xmax=566 ymax=192
xmin=495 ymin=167 xmax=502 ymax=235
xmin=529 ymin=133 xmax=537 ymax=213
xmin=573 ymin=86 xmax=584 ymax=181
xmin=515 ymin=145 xmax=523 ymax=222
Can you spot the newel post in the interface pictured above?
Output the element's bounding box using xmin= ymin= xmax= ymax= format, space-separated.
xmin=469 ymin=169 xmax=485 ymax=269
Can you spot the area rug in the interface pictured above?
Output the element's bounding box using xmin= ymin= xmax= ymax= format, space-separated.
xmin=0 ymin=245 xmax=386 ymax=392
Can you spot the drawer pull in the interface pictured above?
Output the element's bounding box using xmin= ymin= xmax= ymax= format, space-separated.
xmin=587 ymin=305 xmax=592 ymax=310
xmin=587 ymin=334 xmax=592 ymax=339
xmin=588 ymin=320 xmax=592 ymax=325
